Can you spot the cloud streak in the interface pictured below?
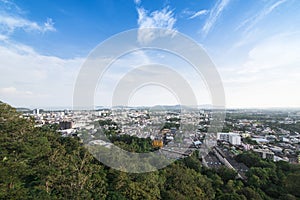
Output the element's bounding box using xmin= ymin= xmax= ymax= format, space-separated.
xmin=189 ymin=10 xmax=208 ymax=19
xmin=236 ymin=0 xmax=288 ymax=34
xmin=202 ymin=0 xmax=230 ymax=36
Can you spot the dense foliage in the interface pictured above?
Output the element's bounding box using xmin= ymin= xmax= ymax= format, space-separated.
xmin=1 ymin=102 xmax=300 ymax=199
xmin=109 ymin=134 xmax=155 ymax=153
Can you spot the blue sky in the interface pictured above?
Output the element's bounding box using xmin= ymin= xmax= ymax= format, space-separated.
xmin=0 ymin=0 xmax=300 ymax=108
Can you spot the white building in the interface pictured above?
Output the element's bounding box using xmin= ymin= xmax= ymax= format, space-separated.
xmin=217 ymin=132 xmax=241 ymax=145
xmin=33 ymin=108 xmax=40 ymax=115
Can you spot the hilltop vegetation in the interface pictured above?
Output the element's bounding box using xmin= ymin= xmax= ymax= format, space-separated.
xmin=0 ymin=102 xmax=300 ymax=199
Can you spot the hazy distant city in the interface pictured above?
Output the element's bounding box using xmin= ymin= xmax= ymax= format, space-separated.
xmin=20 ymin=105 xmax=300 ymax=178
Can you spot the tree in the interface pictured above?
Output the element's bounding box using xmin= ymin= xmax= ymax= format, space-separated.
xmin=216 ymin=166 xmax=237 ymax=183
xmin=162 ymin=163 xmax=215 ymax=200
xmin=238 ymin=187 xmax=263 ymax=200
xmin=285 ymin=172 xmax=300 ymax=197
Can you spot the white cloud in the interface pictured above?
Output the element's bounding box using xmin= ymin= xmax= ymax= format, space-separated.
xmin=134 ymin=0 xmax=141 ymax=5
xmin=189 ymin=10 xmax=208 ymax=19
xmin=136 ymin=7 xmax=176 ymax=44
xmin=43 ymin=18 xmax=56 ymax=32
xmin=0 ymin=1 xmax=61 ymax=107
xmin=236 ymin=0 xmax=288 ymax=34
xmin=202 ymin=0 xmax=230 ymax=36
xmin=0 ymin=15 xmax=56 ymax=34
xmin=239 ymin=33 xmax=300 ymax=74
xmin=0 ymin=40 xmax=83 ymax=107
xmin=219 ymin=32 xmax=300 ymax=108
xmin=0 ymin=0 xmax=23 ymax=14
xmin=137 ymin=7 xmax=176 ymax=30
xmin=0 ymin=0 xmax=55 ymax=38
xmin=0 ymin=34 xmax=8 ymax=41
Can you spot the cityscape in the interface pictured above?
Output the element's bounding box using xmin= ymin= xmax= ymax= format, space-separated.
xmin=1 ymin=0 xmax=300 ymax=199
xmin=22 ymin=107 xmax=300 ymax=177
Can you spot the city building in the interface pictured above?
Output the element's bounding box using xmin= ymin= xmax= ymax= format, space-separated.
xmin=33 ymin=108 xmax=40 ymax=115
xmin=217 ymin=132 xmax=241 ymax=145
xmin=253 ymin=149 xmax=274 ymax=160
xmin=59 ymin=121 xmax=73 ymax=130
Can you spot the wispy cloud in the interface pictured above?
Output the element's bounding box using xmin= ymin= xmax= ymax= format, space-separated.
xmin=136 ymin=6 xmax=176 ymax=44
xmin=137 ymin=7 xmax=176 ymax=29
xmin=189 ymin=10 xmax=208 ymax=19
xmin=202 ymin=0 xmax=230 ymax=36
xmin=0 ymin=0 xmax=55 ymax=37
xmin=236 ymin=0 xmax=288 ymax=34
xmin=0 ymin=34 xmax=8 ymax=41
xmin=43 ymin=18 xmax=55 ymax=32
xmin=134 ymin=0 xmax=141 ymax=5
xmin=0 ymin=0 xmax=23 ymax=14
xmin=219 ymin=32 xmax=300 ymax=107
xmin=239 ymin=32 xmax=300 ymax=74
xmin=0 ymin=15 xmax=56 ymax=34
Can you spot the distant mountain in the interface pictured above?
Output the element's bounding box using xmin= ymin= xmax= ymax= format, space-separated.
xmin=16 ymin=107 xmax=31 ymax=112
xmin=104 ymin=104 xmax=215 ymax=111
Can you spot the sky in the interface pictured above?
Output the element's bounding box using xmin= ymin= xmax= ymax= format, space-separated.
xmin=0 ymin=0 xmax=300 ymax=109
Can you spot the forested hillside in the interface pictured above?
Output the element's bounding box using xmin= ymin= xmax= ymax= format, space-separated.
xmin=0 ymin=102 xmax=299 ymax=200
